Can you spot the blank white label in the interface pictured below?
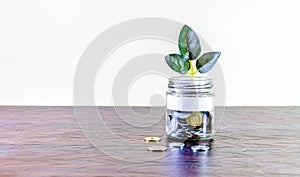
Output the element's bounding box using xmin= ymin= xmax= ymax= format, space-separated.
xmin=167 ymin=95 xmax=213 ymax=111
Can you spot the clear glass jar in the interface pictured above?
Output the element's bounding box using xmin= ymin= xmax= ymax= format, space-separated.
xmin=166 ymin=76 xmax=214 ymax=141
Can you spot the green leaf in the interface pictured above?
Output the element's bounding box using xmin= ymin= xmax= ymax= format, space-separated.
xmin=165 ymin=54 xmax=190 ymax=74
xmin=196 ymin=52 xmax=221 ymax=73
xmin=178 ymin=25 xmax=201 ymax=60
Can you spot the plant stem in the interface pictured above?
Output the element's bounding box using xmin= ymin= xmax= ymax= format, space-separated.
xmin=188 ymin=60 xmax=197 ymax=79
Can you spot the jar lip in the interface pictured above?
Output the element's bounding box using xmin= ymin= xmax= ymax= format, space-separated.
xmin=168 ymin=75 xmax=212 ymax=89
xmin=169 ymin=76 xmax=211 ymax=82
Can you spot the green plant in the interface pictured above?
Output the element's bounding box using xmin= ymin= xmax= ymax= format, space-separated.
xmin=165 ymin=25 xmax=221 ymax=77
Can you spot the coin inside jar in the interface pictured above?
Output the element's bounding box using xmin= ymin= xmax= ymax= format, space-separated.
xmin=191 ymin=145 xmax=210 ymax=152
xmin=147 ymin=145 xmax=167 ymax=152
xmin=144 ymin=137 xmax=161 ymax=142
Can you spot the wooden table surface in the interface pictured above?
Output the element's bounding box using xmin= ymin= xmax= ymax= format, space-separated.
xmin=0 ymin=106 xmax=299 ymax=176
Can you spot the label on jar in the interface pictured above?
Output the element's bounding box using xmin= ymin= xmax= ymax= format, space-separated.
xmin=166 ymin=95 xmax=213 ymax=111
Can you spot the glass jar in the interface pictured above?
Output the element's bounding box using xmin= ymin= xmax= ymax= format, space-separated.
xmin=166 ymin=76 xmax=214 ymax=141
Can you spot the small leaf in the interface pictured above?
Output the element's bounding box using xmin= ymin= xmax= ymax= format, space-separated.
xmin=196 ymin=52 xmax=221 ymax=73
xmin=165 ymin=54 xmax=190 ymax=74
xmin=186 ymin=112 xmax=203 ymax=126
xmin=178 ymin=25 xmax=201 ymax=60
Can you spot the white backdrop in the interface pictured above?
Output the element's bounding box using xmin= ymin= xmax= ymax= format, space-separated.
xmin=1 ymin=0 xmax=300 ymax=106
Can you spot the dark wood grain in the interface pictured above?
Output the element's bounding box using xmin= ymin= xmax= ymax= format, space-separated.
xmin=0 ymin=106 xmax=299 ymax=176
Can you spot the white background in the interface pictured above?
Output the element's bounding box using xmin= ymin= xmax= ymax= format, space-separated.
xmin=1 ymin=0 xmax=300 ymax=106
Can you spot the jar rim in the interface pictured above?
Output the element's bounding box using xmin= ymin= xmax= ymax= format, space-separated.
xmin=169 ymin=76 xmax=211 ymax=82
xmin=168 ymin=75 xmax=212 ymax=89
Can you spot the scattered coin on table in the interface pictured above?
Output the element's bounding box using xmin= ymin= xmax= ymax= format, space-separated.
xmin=191 ymin=145 xmax=210 ymax=152
xmin=144 ymin=137 xmax=161 ymax=142
xmin=168 ymin=142 xmax=185 ymax=149
xmin=147 ymin=145 xmax=167 ymax=152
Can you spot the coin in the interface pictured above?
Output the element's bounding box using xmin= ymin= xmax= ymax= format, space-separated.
xmin=147 ymin=145 xmax=167 ymax=152
xmin=186 ymin=112 xmax=203 ymax=126
xmin=191 ymin=145 xmax=210 ymax=152
xmin=144 ymin=137 xmax=161 ymax=142
xmin=168 ymin=142 xmax=185 ymax=149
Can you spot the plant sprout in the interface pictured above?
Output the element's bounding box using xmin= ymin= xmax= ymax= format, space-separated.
xmin=165 ymin=25 xmax=221 ymax=78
